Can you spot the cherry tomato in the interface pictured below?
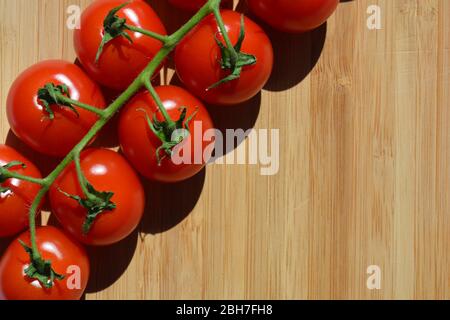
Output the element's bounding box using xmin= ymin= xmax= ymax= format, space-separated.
xmin=119 ymin=85 xmax=214 ymax=182
xmin=74 ymin=0 xmax=167 ymax=90
xmin=49 ymin=149 xmax=145 ymax=246
xmin=0 ymin=145 xmax=42 ymax=238
xmin=175 ymin=10 xmax=273 ymax=105
xmin=247 ymin=0 xmax=339 ymax=33
xmin=168 ymin=0 xmax=231 ymax=11
xmin=6 ymin=60 xmax=106 ymax=157
xmin=0 ymin=226 xmax=89 ymax=300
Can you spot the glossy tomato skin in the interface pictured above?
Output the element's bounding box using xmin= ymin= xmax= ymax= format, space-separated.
xmin=6 ymin=60 xmax=106 ymax=157
xmin=0 ymin=226 xmax=89 ymax=300
xmin=119 ymin=85 xmax=214 ymax=182
xmin=247 ymin=0 xmax=339 ymax=33
xmin=0 ymin=145 xmax=42 ymax=238
xmin=168 ymin=0 xmax=208 ymax=11
xmin=174 ymin=10 xmax=273 ymax=105
xmin=74 ymin=0 xmax=167 ymax=90
xmin=49 ymin=149 xmax=145 ymax=246
xmin=168 ymin=0 xmax=231 ymax=11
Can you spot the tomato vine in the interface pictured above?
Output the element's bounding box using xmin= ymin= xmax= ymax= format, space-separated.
xmin=0 ymin=0 xmax=237 ymax=288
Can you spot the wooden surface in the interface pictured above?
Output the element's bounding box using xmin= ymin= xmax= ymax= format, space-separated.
xmin=0 ymin=0 xmax=449 ymax=300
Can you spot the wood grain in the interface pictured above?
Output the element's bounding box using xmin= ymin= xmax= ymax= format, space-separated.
xmin=0 ymin=0 xmax=449 ymax=299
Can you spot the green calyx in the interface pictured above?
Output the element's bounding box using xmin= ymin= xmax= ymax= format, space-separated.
xmin=139 ymin=107 xmax=198 ymax=165
xmin=59 ymin=182 xmax=116 ymax=235
xmin=208 ymin=15 xmax=257 ymax=90
xmin=0 ymin=161 xmax=26 ymax=192
xmin=37 ymin=83 xmax=79 ymax=119
xmin=0 ymin=185 xmax=9 ymax=194
xmin=95 ymin=2 xmax=133 ymax=64
xmin=19 ymin=240 xmax=64 ymax=289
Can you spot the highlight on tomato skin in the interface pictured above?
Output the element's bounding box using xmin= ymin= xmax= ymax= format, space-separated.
xmin=0 ymin=226 xmax=90 ymax=300
xmin=6 ymin=60 xmax=106 ymax=157
xmin=74 ymin=0 xmax=167 ymax=91
xmin=118 ymin=85 xmax=215 ymax=183
xmin=247 ymin=0 xmax=339 ymax=33
xmin=174 ymin=10 xmax=274 ymax=105
xmin=0 ymin=145 xmax=43 ymax=238
xmin=49 ymin=148 xmax=145 ymax=246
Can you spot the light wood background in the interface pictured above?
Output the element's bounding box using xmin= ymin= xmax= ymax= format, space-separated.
xmin=0 ymin=0 xmax=449 ymax=300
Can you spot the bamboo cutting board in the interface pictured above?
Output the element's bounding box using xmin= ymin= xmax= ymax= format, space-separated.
xmin=0 ymin=0 xmax=449 ymax=300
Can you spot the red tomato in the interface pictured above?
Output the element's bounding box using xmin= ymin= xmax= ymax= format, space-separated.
xmin=0 ymin=226 xmax=89 ymax=300
xmin=168 ymin=0 xmax=231 ymax=11
xmin=6 ymin=60 xmax=106 ymax=157
xmin=247 ymin=0 xmax=339 ymax=33
xmin=49 ymin=149 xmax=145 ymax=246
xmin=74 ymin=0 xmax=167 ymax=90
xmin=119 ymin=85 xmax=214 ymax=182
xmin=0 ymin=145 xmax=42 ymax=238
xmin=175 ymin=10 xmax=273 ymax=105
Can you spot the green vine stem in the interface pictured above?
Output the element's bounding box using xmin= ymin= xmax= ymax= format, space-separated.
xmin=73 ymin=153 xmax=90 ymax=196
xmin=124 ymin=24 xmax=168 ymax=43
xmin=58 ymin=153 xmax=116 ymax=235
xmin=5 ymin=0 xmax=225 ymax=288
xmin=56 ymin=94 xmax=107 ymax=118
xmin=0 ymin=163 xmax=46 ymax=186
xmin=213 ymin=8 xmax=238 ymax=59
xmin=208 ymin=11 xmax=256 ymax=89
xmin=143 ymin=79 xmax=175 ymax=128
xmin=37 ymin=83 xmax=105 ymax=119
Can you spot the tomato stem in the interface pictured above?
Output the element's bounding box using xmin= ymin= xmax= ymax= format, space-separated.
xmin=208 ymin=12 xmax=257 ymax=89
xmin=143 ymin=79 xmax=176 ymax=129
xmin=213 ymin=8 xmax=238 ymax=61
xmin=28 ymin=186 xmax=49 ymax=260
xmin=59 ymin=152 xmax=116 ymax=235
xmin=73 ymin=153 xmax=90 ymax=197
xmin=124 ymin=24 xmax=168 ymax=43
xmin=56 ymin=94 xmax=107 ymax=119
xmin=0 ymin=166 xmax=46 ymax=186
xmin=37 ymin=83 xmax=106 ymax=119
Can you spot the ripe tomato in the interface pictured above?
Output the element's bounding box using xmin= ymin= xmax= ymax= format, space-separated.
xmin=6 ymin=60 xmax=106 ymax=157
xmin=174 ymin=10 xmax=273 ymax=105
xmin=0 ymin=226 xmax=89 ymax=300
xmin=74 ymin=0 xmax=167 ymax=90
xmin=0 ymin=145 xmax=42 ymax=238
xmin=168 ymin=0 xmax=231 ymax=11
xmin=49 ymin=149 xmax=145 ymax=246
xmin=247 ymin=0 xmax=339 ymax=33
xmin=119 ymin=85 xmax=214 ymax=182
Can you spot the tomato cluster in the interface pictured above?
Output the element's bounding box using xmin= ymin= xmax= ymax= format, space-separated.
xmin=0 ymin=0 xmax=338 ymax=300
